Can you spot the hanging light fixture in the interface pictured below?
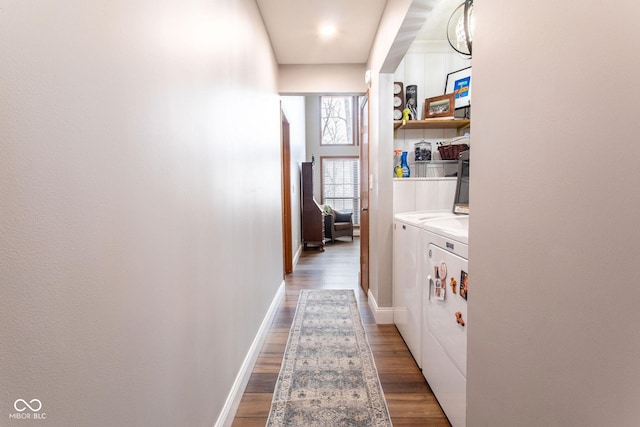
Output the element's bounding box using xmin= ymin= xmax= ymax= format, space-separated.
xmin=447 ymin=0 xmax=474 ymax=58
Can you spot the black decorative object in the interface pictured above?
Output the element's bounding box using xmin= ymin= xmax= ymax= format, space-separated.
xmin=405 ymin=85 xmax=418 ymax=120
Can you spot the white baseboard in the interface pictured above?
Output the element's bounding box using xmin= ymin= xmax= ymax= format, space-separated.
xmin=292 ymin=244 xmax=302 ymax=270
xmin=215 ymin=281 xmax=285 ymax=427
xmin=367 ymin=290 xmax=395 ymax=324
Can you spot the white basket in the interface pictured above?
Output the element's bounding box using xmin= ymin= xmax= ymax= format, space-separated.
xmin=414 ymin=162 xmax=446 ymax=177
xmin=414 ymin=162 xmax=427 ymax=177
xmin=426 ymin=163 xmax=445 ymax=177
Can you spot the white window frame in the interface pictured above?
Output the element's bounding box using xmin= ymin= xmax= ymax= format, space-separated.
xmin=320 ymin=156 xmax=360 ymax=225
xmin=319 ymin=96 xmax=357 ymax=146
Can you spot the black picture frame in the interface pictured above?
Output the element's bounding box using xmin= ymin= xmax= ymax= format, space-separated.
xmin=445 ymin=66 xmax=472 ymax=110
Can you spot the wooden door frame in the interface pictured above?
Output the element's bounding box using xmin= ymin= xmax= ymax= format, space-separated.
xmin=359 ymin=93 xmax=370 ymax=294
xmin=280 ymin=106 xmax=293 ymax=274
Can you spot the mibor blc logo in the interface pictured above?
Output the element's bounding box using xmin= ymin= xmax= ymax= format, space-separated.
xmin=9 ymin=399 xmax=46 ymax=420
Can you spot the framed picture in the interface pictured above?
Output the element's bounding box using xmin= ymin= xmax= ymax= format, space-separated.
xmin=445 ymin=66 xmax=472 ymax=110
xmin=424 ymin=93 xmax=455 ymax=119
xmin=460 ymin=271 xmax=468 ymax=300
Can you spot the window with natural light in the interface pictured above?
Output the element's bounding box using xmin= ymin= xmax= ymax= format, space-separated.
xmin=320 ymin=96 xmax=356 ymax=145
xmin=321 ymin=157 xmax=360 ymax=225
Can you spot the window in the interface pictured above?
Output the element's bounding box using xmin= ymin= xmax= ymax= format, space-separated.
xmin=320 ymin=96 xmax=356 ymax=145
xmin=321 ymin=157 xmax=360 ymax=225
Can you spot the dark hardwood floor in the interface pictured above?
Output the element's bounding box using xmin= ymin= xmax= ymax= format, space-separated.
xmin=232 ymin=237 xmax=450 ymax=426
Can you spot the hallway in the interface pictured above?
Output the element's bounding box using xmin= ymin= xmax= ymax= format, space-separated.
xmin=232 ymin=238 xmax=450 ymax=426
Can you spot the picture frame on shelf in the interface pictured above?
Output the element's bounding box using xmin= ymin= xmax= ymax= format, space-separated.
xmin=445 ymin=66 xmax=472 ymax=110
xmin=424 ymin=93 xmax=455 ymax=119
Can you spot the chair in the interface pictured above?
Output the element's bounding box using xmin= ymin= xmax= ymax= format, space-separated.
xmin=323 ymin=207 xmax=354 ymax=242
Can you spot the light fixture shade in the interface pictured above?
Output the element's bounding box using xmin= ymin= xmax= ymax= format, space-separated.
xmin=447 ymin=0 xmax=474 ymax=58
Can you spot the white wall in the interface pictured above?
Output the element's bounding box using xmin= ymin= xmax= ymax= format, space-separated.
xmin=366 ymin=0 xmax=435 ymax=309
xmin=392 ymin=43 xmax=468 ymax=227
xmin=366 ymin=0 xmax=413 ymax=310
xmin=281 ymin=96 xmax=307 ymax=260
xmin=393 ymin=45 xmax=470 ymax=170
xmin=278 ymin=64 xmax=367 ymax=94
xmin=0 ymin=1 xmax=283 ymax=425
xmin=468 ymin=1 xmax=640 ymax=425
xmin=396 ymin=41 xmax=470 ymax=117
xmin=393 ymin=178 xmax=457 ymax=214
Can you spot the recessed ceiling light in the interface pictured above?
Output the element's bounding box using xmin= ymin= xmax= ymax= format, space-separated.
xmin=319 ymin=24 xmax=336 ymax=38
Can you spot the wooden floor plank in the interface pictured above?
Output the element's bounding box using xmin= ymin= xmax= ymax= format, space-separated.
xmin=385 ymin=393 xmax=447 ymax=418
xmin=232 ymin=238 xmax=451 ymax=426
xmin=234 ymin=393 xmax=273 ymax=418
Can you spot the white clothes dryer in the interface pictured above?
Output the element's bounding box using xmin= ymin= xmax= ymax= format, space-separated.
xmin=421 ymin=215 xmax=469 ymax=427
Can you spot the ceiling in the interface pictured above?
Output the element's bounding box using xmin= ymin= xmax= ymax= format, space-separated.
xmin=415 ymin=0 xmax=461 ymax=42
xmin=256 ymin=0 xmax=462 ymax=66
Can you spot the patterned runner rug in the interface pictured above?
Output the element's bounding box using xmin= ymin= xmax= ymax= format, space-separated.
xmin=266 ymin=289 xmax=392 ymax=427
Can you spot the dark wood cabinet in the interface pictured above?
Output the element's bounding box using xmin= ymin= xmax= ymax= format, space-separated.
xmin=301 ymin=162 xmax=324 ymax=250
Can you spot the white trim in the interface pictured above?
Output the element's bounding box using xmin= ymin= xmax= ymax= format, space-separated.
xmin=367 ymin=290 xmax=395 ymax=324
xmin=292 ymin=244 xmax=302 ymax=271
xmin=214 ymin=281 xmax=286 ymax=427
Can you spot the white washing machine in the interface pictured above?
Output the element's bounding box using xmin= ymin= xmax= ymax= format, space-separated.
xmin=392 ymin=211 xmax=457 ymax=368
xmin=421 ymin=215 xmax=469 ymax=427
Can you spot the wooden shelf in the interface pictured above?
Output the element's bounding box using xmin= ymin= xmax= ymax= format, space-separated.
xmin=393 ymin=118 xmax=471 ymax=131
